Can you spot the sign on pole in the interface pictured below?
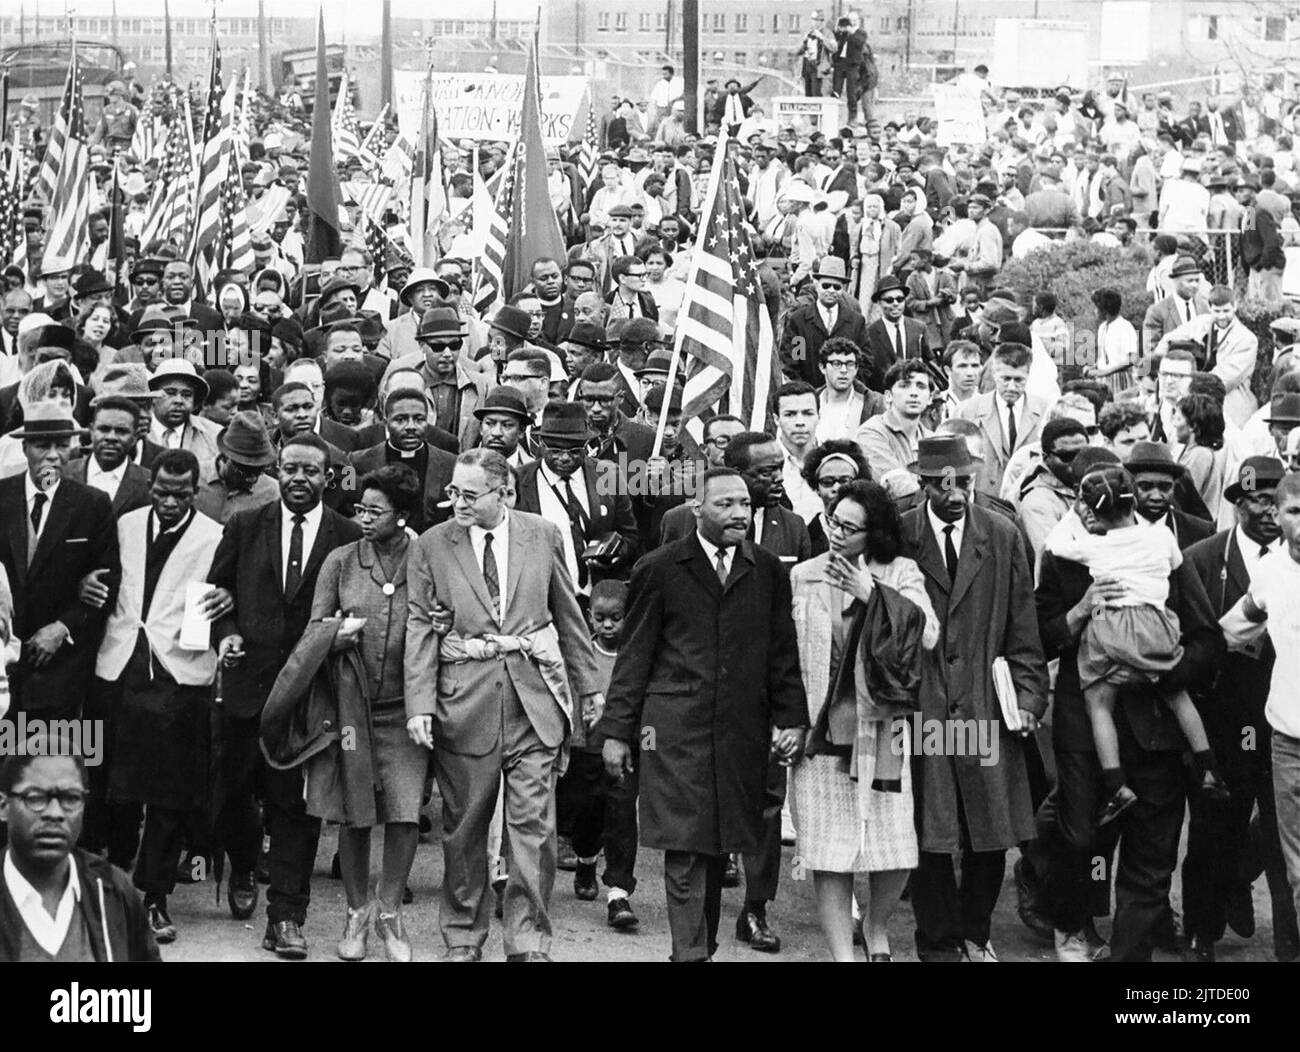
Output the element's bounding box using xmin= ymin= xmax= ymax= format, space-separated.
xmin=770 ymin=96 xmax=840 ymax=137
xmin=931 ymin=85 xmax=987 ymax=146
xmin=393 ymin=71 xmax=588 ymax=144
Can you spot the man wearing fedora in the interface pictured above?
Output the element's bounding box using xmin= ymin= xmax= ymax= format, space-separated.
xmin=401 ymin=307 xmax=491 ymax=452
xmin=65 ymin=395 xmax=152 ymax=519
xmin=194 ymin=410 xmax=280 ymax=525
xmin=129 ymin=260 xmax=224 ymax=338
xmin=514 ymin=402 xmax=640 ymax=596
xmin=779 ymin=256 xmax=868 ymax=389
xmin=1181 ymin=457 xmax=1300 ymax=962
xmin=901 ymin=434 xmax=1047 ymax=961
xmin=0 ymin=403 xmax=118 ymax=720
xmin=609 ymin=318 xmax=663 ymax=419
xmin=1141 ymin=255 xmax=1208 ymax=352
xmin=130 ymin=304 xmax=201 ymax=371
xmin=1126 ymin=440 xmax=1216 ymax=548
xmin=147 ymin=359 xmax=222 ymax=481
xmin=126 ymin=257 xmax=166 ymax=315
xmin=865 ymin=274 xmax=932 ymax=392
xmin=474 ymin=386 xmax=535 ymax=467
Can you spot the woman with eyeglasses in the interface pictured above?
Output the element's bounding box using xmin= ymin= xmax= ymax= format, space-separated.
xmin=788 ymin=480 xmax=938 ymax=961
xmin=307 ymin=464 xmax=426 ymax=962
xmin=801 ymin=440 xmax=871 ymax=556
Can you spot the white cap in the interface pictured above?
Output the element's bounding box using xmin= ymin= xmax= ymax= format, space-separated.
xmin=18 ymin=312 xmax=56 ymax=338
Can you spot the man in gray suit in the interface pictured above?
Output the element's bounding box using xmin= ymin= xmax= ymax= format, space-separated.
xmin=405 ymin=449 xmax=602 ymax=961
xmin=1141 ymin=255 xmax=1208 ymax=353
xmin=955 ymin=343 xmax=1048 ymax=499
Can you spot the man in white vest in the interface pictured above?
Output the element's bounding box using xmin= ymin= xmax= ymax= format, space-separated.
xmin=89 ymin=448 xmax=223 ymax=946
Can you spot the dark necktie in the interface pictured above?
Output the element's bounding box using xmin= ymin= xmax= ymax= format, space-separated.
xmin=483 ymin=531 xmax=500 ymax=612
xmin=714 ymin=548 xmax=729 ymax=586
xmin=1260 ymin=544 xmax=1271 ymax=560
xmin=1206 ymin=325 xmax=1220 ymax=370
xmin=30 ymin=491 xmax=47 ymax=535
xmin=943 ymin=524 xmax=959 ymax=582
xmin=895 ymin=323 xmax=904 ymax=358
xmin=285 ymin=513 xmax=305 ymax=597
xmin=1006 ymin=405 xmax=1018 ymax=455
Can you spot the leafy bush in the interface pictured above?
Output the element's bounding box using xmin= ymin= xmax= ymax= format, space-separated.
xmin=998 ymin=241 xmax=1154 ymax=335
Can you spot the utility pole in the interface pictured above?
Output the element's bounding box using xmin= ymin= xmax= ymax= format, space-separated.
xmin=905 ymin=0 xmax=914 ymax=69
xmin=164 ymin=0 xmax=173 ymax=78
xmin=111 ymin=0 xmax=117 ymax=50
xmin=491 ymin=0 xmax=499 ymax=42
xmin=683 ymin=0 xmax=698 ymax=133
xmin=666 ymin=0 xmax=675 ymax=55
xmin=257 ymin=0 xmax=269 ymax=93
xmin=381 ymin=0 xmax=392 ymax=108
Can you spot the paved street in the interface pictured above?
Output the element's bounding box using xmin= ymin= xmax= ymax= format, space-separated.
xmin=157 ymin=815 xmax=1279 ymax=963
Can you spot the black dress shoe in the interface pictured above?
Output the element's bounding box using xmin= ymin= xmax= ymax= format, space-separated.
xmin=1225 ymin=883 xmax=1255 ymax=939
xmin=556 ymin=837 xmax=579 ymax=872
xmin=1185 ymin=935 xmax=1216 ymax=963
xmin=1152 ymin=909 xmax=1185 ymax=955
xmin=506 ymin=951 xmax=553 ymax=961
xmin=735 ymin=906 xmax=781 ymax=953
xmin=227 ymin=871 xmax=258 ymax=920
xmin=147 ymin=901 xmax=177 ymax=944
xmin=607 ymin=898 xmax=639 ymax=930
xmin=574 ymin=862 xmax=598 ymax=901
xmin=721 ymin=854 xmax=741 ymax=889
xmin=444 ymin=945 xmax=482 ymax=962
xmin=262 ymin=920 xmax=308 ymax=959
xmin=1013 ymin=856 xmax=1055 ymax=941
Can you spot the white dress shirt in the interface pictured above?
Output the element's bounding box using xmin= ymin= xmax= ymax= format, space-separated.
xmin=617 ymin=361 xmax=641 ymax=406
xmin=815 ymin=390 xmax=864 ymax=443
xmin=696 ymin=530 xmax=735 ymax=581
xmin=25 ymin=473 xmax=59 ymax=538
xmin=537 ymin=462 xmax=592 ymax=594
xmin=86 ymin=458 xmax=127 ymax=501
xmin=927 ymin=502 xmax=966 ymax=564
xmin=1001 ymin=395 xmax=1025 ymax=451
xmin=1237 ymin=527 xmax=1282 ymax=577
xmin=781 ymin=445 xmax=822 ymax=524
xmin=150 ymin=414 xmax=186 ymax=449
xmin=468 ymin=510 xmax=511 ymax=621
xmin=279 ymin=501 xmax=323 ymax=590
xmin=817 ymin=302 xmax=839 ymax=333
xmin=1221 ymin=547 xmax=1300 ymax=737
xmin=3 ymin=851 xmax=80 ymax=958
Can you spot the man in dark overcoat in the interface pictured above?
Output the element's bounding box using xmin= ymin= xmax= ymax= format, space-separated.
xmin=599 ymin=467 xmax=808 ymax=962
xmin=899 ymin=435 xmax=1048 ymax=962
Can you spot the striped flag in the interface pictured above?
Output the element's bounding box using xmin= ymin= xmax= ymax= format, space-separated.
xmin=332 ymin=70 xmax=379 ymax=171
xmin=673 ymin=137 xmax=779 ymax=434
xmin=0 ymin=146 xmax=20 ymax=270
xmin=341 ymin=181 xmax=393 ymax=225
xmin=578 ymin=96 xmax=598 ymax=193
xmin=42 ymin=46 xmax=91 ymax=274
xmin=409 ymin=70 xmax=447 ymax=267
xmin=380 ymin=133 xmax=413 ymax=185
xmin=220 ymin=140 xmax=255 ymax=276
xmin=33 ymin=50 xmax=80 ymax=204
xmin=129 ymin=94 xmax=162 ymax=164
xmin=472 ymin=142 xmax=516 ymax=316
xmin=139 ymin=88 xmax=196 ymax=251
xmin=190 ymin=34 xmax=227 ymax=290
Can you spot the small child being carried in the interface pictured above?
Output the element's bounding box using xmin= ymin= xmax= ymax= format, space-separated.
xmin=1045 ymin=466 xmax=1229 ymax=825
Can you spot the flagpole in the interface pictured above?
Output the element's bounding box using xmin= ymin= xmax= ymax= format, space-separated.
xmin=650 ymin=129 xmax=728 ymax=460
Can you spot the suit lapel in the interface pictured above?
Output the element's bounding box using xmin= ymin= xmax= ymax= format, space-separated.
xmin=949 ymin=510 xmax=987 ymax=610
xmin=28 ymin=484 xmax=75 ymax=580
xmin=583 ymin=462 xmax=606 ymax=532
xmin=680 ymin=534 xmax=724 ymax=602
xmin=724 ymin=540 xmax=756 ymax=593
xmin=291 ymin=511 xmax=336 ymax=603
xmin=505 ymin=515 xmax=526 ymax=618
xmin=908 ymin=511 xmax=950 ymax=595
xmin=4 ymin=481 xmax=28 ymax=588
xmin=264 ymin=504 xmax=284 ymax=597
xmin=452 ymin=522 xmax=501 ymax=618
xmin=1225 ymin=532 xmax=1251 ymax=604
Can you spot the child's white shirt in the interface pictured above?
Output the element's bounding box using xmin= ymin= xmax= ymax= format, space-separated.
xmin=1044 ymin=520 xmax=1182 ymax=608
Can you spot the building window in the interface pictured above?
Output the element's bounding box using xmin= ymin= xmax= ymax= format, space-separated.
xmin=639 ymin=12 xmax=651 ymax=31
xmin=711 ymin=13 xmax=725 ymax=32
xmin=656 ymin=12 xmax=667 ymax=31
xmin=789 ymin=15 xmax=801 ymax=32
xmin=734 ymin=51 xmax=747 ymax=65
xmin=1264 ymin=16 xmax=1285 ymax=42
xmin=614 ymin=12 xmax=627 ymax=32
xmin=772 ymin=15 xmax=781 ymax=33
xmin=735 ymin=14 xmax=748 ymax=32
xmin=597 ymin=12 xmax=609 ymax=32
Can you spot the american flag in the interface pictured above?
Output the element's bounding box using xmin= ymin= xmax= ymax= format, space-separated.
xmin=0 ymin=147 xmax=20 ymax=270
xmin=219 ymin=143 xmax=255 ymax=275
xmin=365 ymin=214 xmax=409 ymax=290
xmin=472 ymin=143 xmax=516 ymax=316
xmin=42 ymin=46 xmax=91 ymax=274
xmin=139 ymin=88 xmax=196 ymax=251
xmin=341 ymin=181 xmax=393 ymax=226
xmin=380 ymin=133 xmax=414 ymax=186
xmin=191 ymin=36 xmax=227 ymax=293
xmin=333 ymin=71 xmax=379 ymax=171
xmin=674 ymin=139 xmax=779 ymax=433
xmin=130 ymin=94 xmax=163 ymax=164
xmin=33 ymin=50 xmax=81 ymax=204
xmin=577 ymin=97 xmax=598 ymax=193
